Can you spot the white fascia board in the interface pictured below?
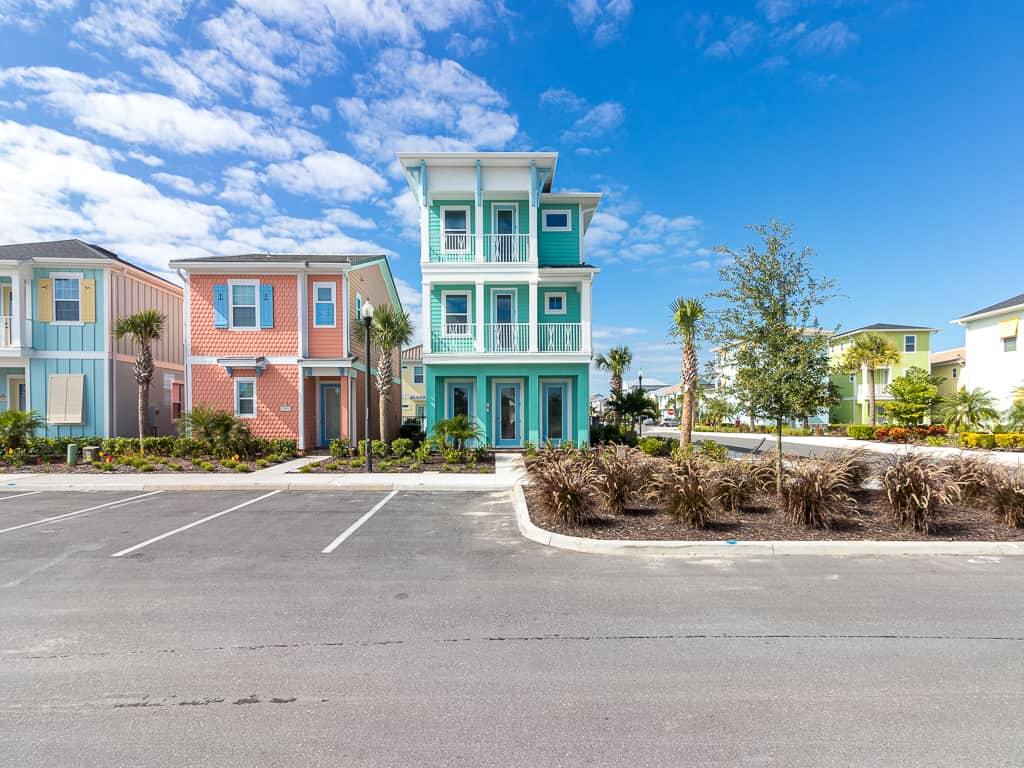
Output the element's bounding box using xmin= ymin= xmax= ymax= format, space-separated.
xmin=298 ymin=358 xmax=355 ymax=368
xmin=172 ymin=263 xmax=304 ymax=274
xmin=954 ymin=304 xmax=1024 ymax=325
xmin=421 ymin=264 xmax=541 ymax=282
xmin=538 ymin=267 xmax=600 ymax=279
xmin=423 ymin=353 xmax=592 ymax=366
xmin=29 ymin=258 xmax=113 ymax=267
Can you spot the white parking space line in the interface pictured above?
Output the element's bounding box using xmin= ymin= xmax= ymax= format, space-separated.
xmin=111 ymin=490 xmax=282 ymax=558
xmin=0 ymin=491 xmax=41 ymax=503
xmin=321 ymin=490 xmax=398 ymax=554
xmin=0 ymin=491 xmax=163 ymax=536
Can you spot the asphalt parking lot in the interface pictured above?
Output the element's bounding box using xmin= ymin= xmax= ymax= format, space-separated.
xmin=2 ymin=488 xmax=1024 ymax=767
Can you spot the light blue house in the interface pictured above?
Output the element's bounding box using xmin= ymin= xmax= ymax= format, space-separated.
xmin=0 ymin=240 xmax=185 ymax=438
xmin=397 ymin=152 xmax=601 ymax=447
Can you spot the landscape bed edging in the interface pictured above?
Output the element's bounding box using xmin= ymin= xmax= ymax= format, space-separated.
xmin=513 ymin=482 xmax=1024 ymax=557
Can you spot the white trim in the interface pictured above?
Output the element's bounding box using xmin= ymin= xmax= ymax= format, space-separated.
xmin=540 ymin=376 xmax=573 ymax=444
xmin=227 ymin=278 xmax=260 ymax=331
xmin=445 ymin=378 xmax=476 ymax=419
xmin=312 ymin=280 xmax=337 ymax=328
xmin=492 ymin=377 xmax=524 ymax=447
xmin=904 ymin=334 xmax=917 ymax=353
xmin=188 ymin=355 xmax=300 ymax=366
xmin=423 ymin=352 xmax=592 ymax=366
xmin=234 ymin=377 xmax=257 ymax=418
xmin=342 ymin=272 xmax=352 ymax=357
xmin=491 ymin=202 xmax=519 ymax=235
xmin=32 ymin=350 xmax=106 ymax=359
xmin=7 ymin=375 xmax=25 ymax=412
xmin=544 ymin=291 xmax=567 ymax=315
xmin=441 ymin=289 xmax=472 ymax=336
xmin=49 ymin=271 xmax=83 ymax=325
xmin=297 ymin=366 xmax=305 ymax=450
xmin=103 ymin=268 xmax=111 ymax=438
xmin=490 ymin=287 xmax=518 ymax=324
xmin=541 ymin=208 xmax=572 ymax=232
xmin=439 ymin=205 xmax=472 ymax=254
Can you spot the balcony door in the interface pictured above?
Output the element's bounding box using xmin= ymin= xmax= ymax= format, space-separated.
xmin=491 ymin=290 xmax=517 ymax=351
xmin=0 ymin=285 xmax=10 ymax=347
xmin=492 ymin=205 xmax=518 ymax=262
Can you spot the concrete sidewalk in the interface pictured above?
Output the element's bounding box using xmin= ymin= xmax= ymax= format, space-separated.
xmin=1 ymin=453 xmax=524 ymax=492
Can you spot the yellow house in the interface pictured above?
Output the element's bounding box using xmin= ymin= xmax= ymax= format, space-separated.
xmin=400 ymin=345 xmax=425 ymax=429
xmin=930 ymin=347 xmax=966 ymax=401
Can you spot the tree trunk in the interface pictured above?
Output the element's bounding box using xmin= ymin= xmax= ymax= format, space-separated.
xmin=749 ymin=406 xmax=755 ymax=432
xmin=867 ymin=365 xmax=877 ymax=426
xmin=680 ymin=343 xmax=697 ymax=446
xmin=803 ymin=415 xmax=810 ymax=431
xmin=138 ymin=381 xmax=149 ymax=453
xmin=134 ymin=342 xmax=154 ymax=453
xmin=376 ymin=348 xmax=394 ymax=442
xmin=775 ymin=416 xmax=784 ymax=495
xmin=610 ymin=372 xmax=622 ymax=425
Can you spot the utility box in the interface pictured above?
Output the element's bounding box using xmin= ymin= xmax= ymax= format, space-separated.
xmin=66 ymin=444 xmax=79 ymax=465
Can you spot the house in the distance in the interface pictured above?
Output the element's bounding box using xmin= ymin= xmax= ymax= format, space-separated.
xmin=954 ymin=293 xmax=1023 ymax=411
xmin=0 ymin=239 xmax=184 ymax=437
xmin=400 ymin=344 xmax=425 ymax=430
xmin=170 ymin=253 xmax=403 ymax=451
xmin=930 ymin=347 xmax=966 ymax=402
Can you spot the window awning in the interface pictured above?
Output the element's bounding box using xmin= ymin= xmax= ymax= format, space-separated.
xmin=998 ymin=317 xmax=1019 ymax=339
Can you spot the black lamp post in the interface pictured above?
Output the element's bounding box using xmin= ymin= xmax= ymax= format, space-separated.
xmin=637 ymin=369 xmax=644 ymax=438
xmin=361 ymin=301 xmax=375 ymax=473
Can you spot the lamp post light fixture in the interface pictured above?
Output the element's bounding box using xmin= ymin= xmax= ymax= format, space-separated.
xmin=361 ymin=301 xmax=375 ymax=473
xmin=637 ymin=369 xmax=644 ymax=438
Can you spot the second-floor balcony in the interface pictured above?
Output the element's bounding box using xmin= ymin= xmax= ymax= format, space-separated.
xmin=0 ymin=314 xmax=31 ymax=352
xmin=429 ymin=232 xmax=531 ymax=264
xmin=429 ymin=322 xmax=588 ymax=355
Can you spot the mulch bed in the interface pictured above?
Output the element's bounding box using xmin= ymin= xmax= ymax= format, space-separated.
xmin=528 ymin=489 xmax=1024 ymax=542
xmin=304 ymin=451 xmax=496 ymax=474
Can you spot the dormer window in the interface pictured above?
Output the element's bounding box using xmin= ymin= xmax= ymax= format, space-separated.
xmin=441 ymin=206 xmax=470 ymax=253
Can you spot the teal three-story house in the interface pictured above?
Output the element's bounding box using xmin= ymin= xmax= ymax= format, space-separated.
xmin=398 ymin=152 xmax=600 ymax=447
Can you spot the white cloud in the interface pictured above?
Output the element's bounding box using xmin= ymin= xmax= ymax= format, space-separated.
xmin=219 ymin=163 xmax=275 ymax=212
xmin=540 ymin=87 xmax=588 ymax=111
xmin=0 ymin=66 xmax=322 ymax=157
xmin=562 ymin=101 xmax=624 ymax=143
xmin=756 ymin=0 xmax=800 ymax=23
xmin=798 ymin=21 xmax=858 ymax=54
xmin=705 ymin=18 xmax=759 ymax=58
xmin=0 ymin=0 xmax=75 ymax=30
xmin=566 ymin=0 xmax=632 ymax=45
xmin=152 ymin=172 xmax=216 ymax=196
xmin=74 ymin=0 xmax=189 ymax=47
xmin=324 ymin=207 xmax=377 ymax=229
xmin=388 ymin=189 xmax=421 ymax=241
xmin=265 ymin=150 xmax=387 ymax=202
xmin=593 ymin=325 xmax=647 ymax=340
xmin=128 ymin=150 xmax=164 ymax=166
xmin=447 ymin=32 xmax=489 ymax=57
xmin=125 ymin=45 xmax=213 ymax=102
xmin=310 ymin=104 xmax=332 ymax=122
xmin=221 ymin=214 xmax=393 ymax=259
xmin=575 ymin=146 xmax=610 ymax=156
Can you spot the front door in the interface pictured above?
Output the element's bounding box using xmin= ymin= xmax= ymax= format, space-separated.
xmin=492 ymin=291 xmax=516 ymax=351
xmin=494 ymin=381 xmax=522 ymax=448
xmin=542 ymin=381 xmax=569 ymax=446
xmin=320 ymin=383 xmax=341 ymax=446
xmin=493 ymin=205 xmax=517 ymax=261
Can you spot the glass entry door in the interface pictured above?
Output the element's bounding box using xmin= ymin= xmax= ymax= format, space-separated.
xmin=542 ymin=381 xmax=569 ymax=446
xmin=320 ymin=383 xmax=341 ymax=446
xmin=493 ymin=381 xmax=522 ymax=447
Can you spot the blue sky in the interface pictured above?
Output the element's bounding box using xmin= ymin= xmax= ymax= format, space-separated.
xmin=1 ymin=0 xmax=1021 ymax=392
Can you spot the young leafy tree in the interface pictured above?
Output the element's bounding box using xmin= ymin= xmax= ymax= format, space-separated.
xmin=711 ymin=221 xmax=837 ymax=493
xmin=884 ymin=366 xmax=942 ymax=426
xmin=369 ymin=304 xmax=414 ymax=442
xmin=837 ymin=332 xmax=899 ymax=426
xmin=1007 ymin=385 xmax=1024 ymax=431
xmin=594 ymin=346 xmax=632 ymax=422
xmin=668 ymin=297 xmax=705 ymax=446
xmin=112 ymin=309 xmax=166 ymax=452
xmin=701 ymin=393 xmax=734 ymax=427
xmin=940 ymin=387 xmax=999 ymax=433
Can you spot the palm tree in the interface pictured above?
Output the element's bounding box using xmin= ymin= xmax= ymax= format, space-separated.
xmin=838 ymin=332 xmax=899 ymax=426
xmin=0 ymin=409 xmax=44 ymax=451
xmin=369 ymin=304 xmax=414 ymax=442
xmin=668 ymin=297 xmax=705 ymax=446
xmin=941 ymin=387 xmax=999 ymax=434
xmin=606 ymin=389 xmax=659 ymax=430
xmin=594 ymin=346 xmax=632 ymax=423
xmin=112 ymin=310 xmax=165 ymax=452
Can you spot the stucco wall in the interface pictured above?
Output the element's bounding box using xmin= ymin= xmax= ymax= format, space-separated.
xmin=963 ymin=314 xmax=1022 ymax=410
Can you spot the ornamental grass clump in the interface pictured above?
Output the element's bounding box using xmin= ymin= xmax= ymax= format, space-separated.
xmin=709 ymin=459 xmax=756 ymax=514
xmin=882 ymin=451 xmax=958 ymax=534
xmin=746 ymin=452 xmax=779 ymax=494
xmin=985 ymin=468 xmax=1024 ymax=528
xmin=525 ymin=450 xmax=599 ymax=527
xmin=644 ymin=455 xmax=713 ymax=528
xmin=594 ymin=447 xmax=654 ymax=515
xmin=944 ymin=452 xmax=992 ymax=504
xmin=781 ymin=456 xmax=857 ymax=530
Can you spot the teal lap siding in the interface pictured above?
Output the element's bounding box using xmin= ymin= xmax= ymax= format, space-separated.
xmin=29 ymin=357 xmax=107 ymax=438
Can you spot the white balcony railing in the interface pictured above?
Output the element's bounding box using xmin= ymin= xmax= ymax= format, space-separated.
xmin=429 ymin=233 xmax=475 ymax=262
xmin=485 ymin=323 xmax=529 ymax=352
xmin=484 ymin=234 xmax=529 ymax=263
xmin=0 ymin=316 xmax=12 ymax=348
xmin=431 ymin=324 xmax=475 ymax=353
xmin=538 ymin=322 xmax=583 ymax=352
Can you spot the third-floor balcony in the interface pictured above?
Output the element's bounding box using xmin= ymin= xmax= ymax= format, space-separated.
xmin=429 ymin=231 xmax=531 ymax=264
xmin=429 ymin=321 xmax=588 ymax=355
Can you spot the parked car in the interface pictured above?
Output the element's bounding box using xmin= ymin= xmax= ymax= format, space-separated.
xmin=659 ymin=418 xmax=680 ymax=427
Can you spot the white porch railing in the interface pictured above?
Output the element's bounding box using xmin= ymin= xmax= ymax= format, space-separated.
xmin=0 ymin=316 xmax=12 ymax=348
xmin=483 ymin=234 xmax=529 ymax=263
xmin=538 ymin=322 xmax=583 ymax=352
xmin=429 ymin=233 xmax=475 ymax=262
xmin=431 ymin=324 xmax=475 ymax=353
xmin=485 ymin=323 xmax=530 ymax=352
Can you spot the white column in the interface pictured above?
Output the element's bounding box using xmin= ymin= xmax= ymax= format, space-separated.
xmin=475 ymin=281 xmax=485 ymax=353
xmin=528 ymin=279 xmax=538 ymax=353
xmin=9 ymin=271 xmax=21 ymax=348
xmin=529 ymin=205 xmax=538 ymax=265
xmin=420 ymin=205 xmax=430 ymax=264
xmin=475 ymin=203 xmax=484 ymax=263
xmin=581 ymin=277 xmax=592 ymax=355
xmin=422 ymin=279 xmax=432 ymax=354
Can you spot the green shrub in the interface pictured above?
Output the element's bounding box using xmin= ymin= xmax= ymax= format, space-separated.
xmin=398 ymin=420 xmax=426 ymax=445
xmin=589 ymin=423 xmax=638 ymax=446
xmin=959 ymin=432 xmax=996 ymax=449
xmin=329 ymin=438 xmax=351 ymax=458
xmin=697 ymin=440 xmax=729 ymax=462
xmin=430 ymin=414 xmax=484 ymax=454
xmin=178 ymin=405 xmax=255 ymax=457
xmin=442 ymin=447 xmax=461 ymax=464
xmin=637 ymin=436 xmax=672 ymax=457
xmin=236 ymin=464 xmax=251 ymax=473
xmin=846 ymin=425 xmax=877 ymax=440
xmin=299 ymin=463 xmax=313 ymax=473
xmin=221 ymin=459 xmax=236 ymax=469
xmin=255 ymin=458 xmax=267 ymax=467
xmin=201 ymin=461 xmax=216 ymax=472
xmin=391 ymin=437 xmax=414 ymax=457
xmin=994 ymin=433 xmax=1024 ymax=449
xmin=523 ymin=440 xmax=537 ymax=457
xmin=170 ymin=463 xmax=183 ymax=472
xmin=413 ymin=443 xmax=432 ymax=463
xmin=138 ymin=463 xmax=154 ymax=472
xmin=269 ymin=439 xmax=297 ymax=458
xmin=882 ymin=452 xmax=958 ymax=533
xmin=348 ymin=456 xmax=365 ymax=467
xmin=0 ymin=410 xmax=44 ymax=451
xmin=264 ymin=453 xmax=279 ymax=464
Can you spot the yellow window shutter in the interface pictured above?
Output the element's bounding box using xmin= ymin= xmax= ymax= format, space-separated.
xmin=998 ymin=317 xmax=1019 ymax=339
xmin=80 ymin=279 xmax=96 ymax=323
xmin=37 ymin=279 xmax=53 ymax=323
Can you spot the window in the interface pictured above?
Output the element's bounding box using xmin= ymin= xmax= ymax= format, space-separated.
xmin=235 ymin=378 xmax=256 ymax=418
xmin=413 ymin=365 xmax=424 ymax=384
xmin=46 ymin=373 xmax=84 ymax=425
xmin=1006 ymin=336 xmax=1018 ymax=353
xmin=441 ymin=206 xmax=470 ymax=252
xmin=171 ymin=382 xmax=183 ymax=420
xmin=355 ymin=292 xmax=362 ymax=318
xmin=545 ymin=292 xmax=567 ymax=315
xmin=951 ymin=367 xmax=958 ymax=379
xmin=849 ymin=374 xmax=855 ymax=382
xmin=313 ymin=281 xmax=336 ymax=327
xmin=229 ymin=280 xmax=258 ymax=329
xmin=52 ymin=275 xmax=81 ymax=323
xmin=442 ymin=292 xmax=470 ymax=335
xmin=447 ymin=381 xmax=474 ymax=418
xmin=904 ymin=335 xmax=916 ymax=353
xmin=542 ymin=209 xmax=572 ymax=232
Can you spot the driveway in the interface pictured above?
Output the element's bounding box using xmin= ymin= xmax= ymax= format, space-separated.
xmin=1 ymin=489 xmax=1023 ymax=766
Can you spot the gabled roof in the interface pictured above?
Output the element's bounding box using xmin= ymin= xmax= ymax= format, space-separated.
xmin=955 ymin=293 xmax=1024 ymax=323
xmin=832 ymin=323 xmax=938 ymax=339
xmin=931 ymin=347 xmax=966 ymax=365
xmin=401 ymin=345 xmax=423 ymax=361
xmin=0 ymin=238 xmax=127 ymax=264
xmin=169 ymin=253 xmax=382 ymax=266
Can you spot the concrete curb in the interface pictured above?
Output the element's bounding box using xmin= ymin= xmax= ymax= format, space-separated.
xmin=513 ymin=482 xmax=1024 ymax=557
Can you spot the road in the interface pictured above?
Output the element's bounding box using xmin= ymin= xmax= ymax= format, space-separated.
xmin=645 ymin=426 xmax=847 ymax=458
xmin=1 ymin=488 xmax=1022 ymax=766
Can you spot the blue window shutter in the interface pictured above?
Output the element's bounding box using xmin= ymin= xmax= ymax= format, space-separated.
xmin=260 ymin=284 xmax=274 ymax=328
xmin=213 ymin=285 xmax=228 ymax=328
xmin=315 ymin=302 xmax=334 ymax=326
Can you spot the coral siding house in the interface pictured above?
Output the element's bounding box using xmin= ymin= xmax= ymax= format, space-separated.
xmin=954 ymin=292 xmax=1024 ymax=411
xmin=0 ymin=239 xmax=184 ymax=438
xmin=170 ymin=253 xmax=403 ymax=451
xmin=398 ymin=151 xmax=600 ymax=447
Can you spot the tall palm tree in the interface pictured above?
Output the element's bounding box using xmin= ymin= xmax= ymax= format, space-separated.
xmin=369 ymin=304 xmax=414 ymax=442
xmin=941 ymin=387 xmax=999 ymax=434
xmin=594 ymin=346 xmax=632 ymax=401
xmin=112 ymin=310 xmax=165 ymax=452
xmin=839 ymin=332 xmax=899 ymax=426
xmin=668 ymin=297 xmax=705 ymax=445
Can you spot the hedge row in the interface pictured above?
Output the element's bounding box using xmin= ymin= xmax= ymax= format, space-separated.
xmin=960 ymin=433 xmax=1024 ymax=450
xmin=18 ymin=436 xmax=297 ymax=460
xmin=846 ymin=425 xmax=948 ymax=442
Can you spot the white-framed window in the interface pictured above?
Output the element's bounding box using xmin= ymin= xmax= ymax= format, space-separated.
xmin=229 ymin=279 xmax=259 ymax=330
xmin=442 ymin=291 xmax=470 ymax=336
xmin=313 ymin=281 xmax=336 ymax=328
xmin=440 ymin=205 xmax=471 ymax=252
xmin=234 ymin=378 xmax=256 ymax=418
xmin=413 ymin=365 xmax=424 ymax=384
xmin=171 ymin=382 xmax=183 ymax=421
xmin=51 ymin=272 xmax=82 ymax=324
xmin=904 ymin=334 xmax=916 ymax=353
xmin=951 ymin=367 xmax=958 ymax=379
xmin=542 ymin=209 xmax=572 ymax=232
xmin=545 ymin=292 xmax=567 ymax=315
xmin=355 ymin=292 xmax=362 ymax=318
